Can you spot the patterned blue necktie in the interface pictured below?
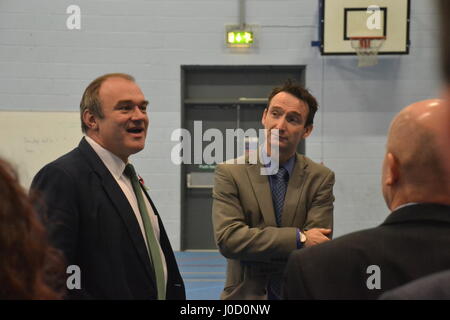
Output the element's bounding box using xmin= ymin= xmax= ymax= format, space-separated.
xmin=272 ymin=167 xmax=288 ymax=227
xmin=268 ymin=166 xmax=289 ymax=299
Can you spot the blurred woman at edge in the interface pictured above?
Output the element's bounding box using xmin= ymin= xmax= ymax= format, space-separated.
xmin=0 ymin=158 xmax=64 ymax=299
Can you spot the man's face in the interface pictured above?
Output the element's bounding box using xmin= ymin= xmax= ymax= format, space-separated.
xmin=94 ymin=77 xmax=149 ymax=162
xmin=261 ymin=91 xmax=313 ymax=159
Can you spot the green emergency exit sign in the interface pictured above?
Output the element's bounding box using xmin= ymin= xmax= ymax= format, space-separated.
xmin=226 ymin=30 xmax=254 ymax=46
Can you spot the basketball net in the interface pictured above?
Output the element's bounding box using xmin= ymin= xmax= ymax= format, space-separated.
xmin=350 ymin=37 xmax=385 ymax=67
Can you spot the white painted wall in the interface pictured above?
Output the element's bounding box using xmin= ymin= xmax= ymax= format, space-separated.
xmin=0 ymin=0 xmax=442 ymax=249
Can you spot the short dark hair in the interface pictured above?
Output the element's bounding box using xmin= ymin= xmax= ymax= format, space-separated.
xmin=438 ymin=0 xmax=450 ymax=83
xmin=79 ymin=73 xmax=135 ymax=133
xmin=267 ymin=79 xmax=318 ymax=127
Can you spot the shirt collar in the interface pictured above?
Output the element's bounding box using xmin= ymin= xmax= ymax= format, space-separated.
xmin=392 ymin=202 xmax=419 ymax=212
xmin=260 ymin=146 xmax=296 ymax=177
xmin=85 ymin=135 xmax=127 ymax=180
xmin=282 ymin=155 xmax=296 ymax=177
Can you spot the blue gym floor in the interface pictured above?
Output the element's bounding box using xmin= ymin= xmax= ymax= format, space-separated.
xmin=174 ymin=251 xmax=226 ymax=300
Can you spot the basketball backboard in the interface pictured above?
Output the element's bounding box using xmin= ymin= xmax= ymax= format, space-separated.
xmin=320 ymin=0 xmax=410 ymax=55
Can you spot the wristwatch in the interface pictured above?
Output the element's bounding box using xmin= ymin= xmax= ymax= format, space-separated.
xmin=300 ymin=231 xmax=307 ymax=245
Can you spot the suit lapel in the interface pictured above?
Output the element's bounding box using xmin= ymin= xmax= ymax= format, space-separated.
xmin=282 ymin=154 xmax=308 ymax=227
xmin=78 ymin=138 xmax=156 ymax=285
xmin=246 ymin=163 xmax=277 ymax=227
xmin=101 ymin=179 xmax=156 ymax=284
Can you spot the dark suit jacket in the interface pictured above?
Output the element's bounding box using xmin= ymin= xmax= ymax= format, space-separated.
xmin=283 ymin=203 xmax=450 ymax=300
xmin=30 ymin=137 xmax=185 ymax=299
xmin=379 ymin=269 xmax=450 ymax=300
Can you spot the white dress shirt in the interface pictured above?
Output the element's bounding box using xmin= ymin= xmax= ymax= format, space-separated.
xmin=85 ymin=136 xmax=167 ymax=287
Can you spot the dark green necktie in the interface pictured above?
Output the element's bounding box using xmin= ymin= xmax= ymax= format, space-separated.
xmin=124 ymin=163 xmax=166 ymax=300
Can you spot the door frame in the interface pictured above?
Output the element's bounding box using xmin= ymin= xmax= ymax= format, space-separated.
xmin=180 ymin=65 xmax=306 ymax=250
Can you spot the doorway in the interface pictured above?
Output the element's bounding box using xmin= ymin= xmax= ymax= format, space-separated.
xmin=180 ymin=65 xmax=306 ymax=250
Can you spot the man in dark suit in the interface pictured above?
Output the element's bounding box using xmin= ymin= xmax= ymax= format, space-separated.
xmin=31 ymin=73 xmax=185 ymax=299
xmin=283 ymin=98 xmax=450 ymax=300
xmin=377 ymin=1 xmax=450 ymax=301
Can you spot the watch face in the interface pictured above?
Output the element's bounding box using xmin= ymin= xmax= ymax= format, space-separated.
xmin=300 ymin=232 xmax=307 ymax=243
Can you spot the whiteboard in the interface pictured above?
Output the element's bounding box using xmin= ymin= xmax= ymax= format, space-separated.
xmin=0 ymin=111 xmax=82 ymax=190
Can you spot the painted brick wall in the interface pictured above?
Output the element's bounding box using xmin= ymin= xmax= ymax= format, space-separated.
xmin=0 ymin=0 xmax=442 ymax=249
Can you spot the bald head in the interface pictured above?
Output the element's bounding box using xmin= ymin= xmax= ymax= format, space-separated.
xmin=382 ymin=99 xmax=450 ymax=210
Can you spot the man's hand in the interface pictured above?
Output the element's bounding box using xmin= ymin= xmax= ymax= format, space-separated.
xmin=304 ymin=228 xmax=331 ymax=247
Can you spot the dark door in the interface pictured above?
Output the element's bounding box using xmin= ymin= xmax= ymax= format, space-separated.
xmin=181 ymin=66 xmax=306 ymax=250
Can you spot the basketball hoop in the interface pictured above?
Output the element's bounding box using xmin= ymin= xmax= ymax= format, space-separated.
xmin=350 ymin=37 xmax=385 ymax=67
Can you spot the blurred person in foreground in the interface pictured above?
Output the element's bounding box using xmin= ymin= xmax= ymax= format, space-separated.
xmin=283 ymin=98 xmax=450 ymax=299
xmin=379 ymin=0 xmax=450 ymax=300
xmin=0 ymin=158 xmax=64 ymax=299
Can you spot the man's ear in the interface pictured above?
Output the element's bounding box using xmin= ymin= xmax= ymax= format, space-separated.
xmin=385 ymin=152 xmax=399 ymax=185
xmin=302 ymin=125 xmax=313 ymax=139
xmin=82 ymin=109 xmax=98 ymax=131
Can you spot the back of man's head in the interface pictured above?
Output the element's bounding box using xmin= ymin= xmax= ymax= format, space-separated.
xmin=383 ymin=99 xmax=450 ymax=209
